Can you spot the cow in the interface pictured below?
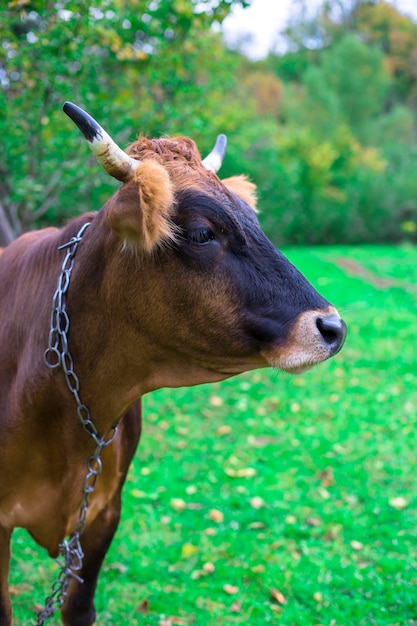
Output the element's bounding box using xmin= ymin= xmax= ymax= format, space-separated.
xmin=0 ymin=103 xmax=346 ymax=626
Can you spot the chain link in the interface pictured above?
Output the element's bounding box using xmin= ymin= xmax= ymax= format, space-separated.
xmin=37 ymin=222 xmax=120 ymax=625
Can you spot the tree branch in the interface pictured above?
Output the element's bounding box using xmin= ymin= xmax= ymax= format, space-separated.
xmin=0 ymin=200 xmax=17 ymax=246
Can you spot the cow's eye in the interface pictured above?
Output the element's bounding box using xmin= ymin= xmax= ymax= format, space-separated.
xmin=188 ymin=228 xmax=215 ymax=245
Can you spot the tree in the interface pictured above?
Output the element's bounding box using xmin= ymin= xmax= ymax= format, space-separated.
xmin=0 ymin=0 xmax=248 ymax=245
xmin=243 ymin=1 xmax=417 ymax=245
xmin=319 ymin=34 xmax=390 ymax=140
xmin=354 ymin=2 xmax=417 ymax=106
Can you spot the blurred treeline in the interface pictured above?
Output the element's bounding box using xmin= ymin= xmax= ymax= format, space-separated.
xmin=1 ymin=0 xmax=417 ymax=246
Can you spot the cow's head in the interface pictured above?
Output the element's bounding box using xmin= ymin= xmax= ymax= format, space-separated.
xmin=64 ymin=103 xmax=346 ymax=386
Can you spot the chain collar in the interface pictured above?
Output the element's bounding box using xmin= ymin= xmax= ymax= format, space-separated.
xmin=36 ymin=222 xmax=120 ymax=624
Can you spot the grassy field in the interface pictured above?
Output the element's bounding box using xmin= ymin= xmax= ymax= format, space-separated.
xmin=9 ymin=244 xmax=417 ymax=625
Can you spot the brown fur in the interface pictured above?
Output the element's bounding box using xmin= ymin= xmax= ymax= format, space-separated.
xmin=223 ymin=175 xmax=258 ymax=210
xmin=106 ymin=160 xmax=176 ymax=252
xmin=126 ymin=136 xmax=225 ymax=196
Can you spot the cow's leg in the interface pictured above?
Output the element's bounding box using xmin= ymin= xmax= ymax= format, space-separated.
xmin=60 ymin=495 xmax=122 ymax=626
xmin=0 ymin=526 xmax=12 ymax=626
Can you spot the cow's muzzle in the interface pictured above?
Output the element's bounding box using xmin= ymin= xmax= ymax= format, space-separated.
xmin=262 ymin=306 xmax=347 ymax=374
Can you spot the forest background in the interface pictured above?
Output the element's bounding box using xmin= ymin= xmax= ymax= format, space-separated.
xmin=2 ymin=0 xmax=417 ymax=248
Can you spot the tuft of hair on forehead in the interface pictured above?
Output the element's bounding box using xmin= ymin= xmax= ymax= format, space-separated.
xmin=126 ymin=135 xmax=206 ymax=170
xmin=126 ymin=135 xmax=228 ymax=202
xmin=222 ymin=175 xmax=258 ymax=211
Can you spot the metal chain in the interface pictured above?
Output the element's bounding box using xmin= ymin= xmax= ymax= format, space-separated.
xmin=36 ymin=222 xmax=120 ymax=625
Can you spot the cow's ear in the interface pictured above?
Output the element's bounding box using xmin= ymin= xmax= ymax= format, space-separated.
xmin=223 ymin=175 xmax=258 ymax=211
xmin=106 ymin=160 xmax=176 ymax=252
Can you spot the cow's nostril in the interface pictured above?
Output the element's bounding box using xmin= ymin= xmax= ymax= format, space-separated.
xmin=316 ymin=314 xmax=347 ymax=354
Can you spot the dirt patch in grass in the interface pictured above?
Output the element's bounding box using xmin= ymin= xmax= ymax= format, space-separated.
xmin=334 ymin=257 xmax=417 ymax=293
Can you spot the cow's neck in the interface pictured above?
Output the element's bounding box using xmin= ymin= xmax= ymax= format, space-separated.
xmin=45 ymin=215 xmax=222 ymax=436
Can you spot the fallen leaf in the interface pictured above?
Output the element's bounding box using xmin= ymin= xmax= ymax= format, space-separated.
xmin=224 ymin=467 xmax=257 ymax=478
xmin=247 ymin=435 xmax=281 ymax=447
xmin=306 ymin=517 xmax=321 ymax=527
xmin=350 ymin=540 xmax=363 ymax=551
xmin=131 ymin=489 xmax=147 ymax=499
xmin=9 ymin=586 xmax=21 ymax=597
xmin=204 ymin=527 xmax=217 ymax=536
xmin=237 ymin=467 xmax=257 ymax=477
xmin=210 ymin=395 xmax=223 ymax=406
xmin=158 ymin=620 xmax=173 ymax=626
xmin=313 ymin=592 xmax=323 ymax=603
xmin=318 ymin=467 xmax=335 ymax=487
xmin=223 ymin=584 xmax=239 ymax=595
xmin=192 ymin=562 xmax=215 ymax=579
xmin=181 ymin=543 xmax=198 ymax=559
xmin=217 ymin=425 xmax=232 ymax=435
xmin=30 ymin=605 xmax=45 ymax=615
xmin=10 ymin=583 xmax=32 ymax=596
xmin=106 ymin=562 xmax=128 ymax=574
xmin=209 ymin=509 xmax=224 ymax=523
xmin=203 ymin=562 xmax=215 ymax=573
xmin=170 ymin=498 xmax=186 ymax=511
xmin=136 ymin=598 xmax=149 ymax=613
xmin=270 ymin=589 xmax=287 ymax=605
xmin=389 ymin=496 xmax=408 ymax=510
xmin=251 ymin=564 xmax=265 ymax=573
xmin=248 ymin=521 xmax=265 ymax=530
xmin=318 ymin=487 xmax=330 ymax=499
xmin=249 ymin=496 xmax=265 ymax=509
xmin=164 ymin=585 xmax=183 ymax=593
xmin=230 ymin=600 xmax=242 ymax=613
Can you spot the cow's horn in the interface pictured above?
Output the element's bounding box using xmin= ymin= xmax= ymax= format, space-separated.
xmin=202 ymin=134 xmax=227 ymax=173
xmin=63 ymin=102 xmax=140 ymax=182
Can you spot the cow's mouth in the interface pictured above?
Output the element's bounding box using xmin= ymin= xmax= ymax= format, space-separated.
xmin=262 ymin=307 xmax=347 ymax=374
xmin=280 ymin=363 xmax=315 ymax=375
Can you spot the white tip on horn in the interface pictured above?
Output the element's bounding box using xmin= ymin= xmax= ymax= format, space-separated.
xmin=202 ymin=134 xmax=227 ymax=173
xmin=63 ymin=102 xmax=140 ymax=182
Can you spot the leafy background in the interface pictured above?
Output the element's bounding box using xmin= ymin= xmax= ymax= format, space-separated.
xmin=2 ymin=0 xmax=417 ymax=246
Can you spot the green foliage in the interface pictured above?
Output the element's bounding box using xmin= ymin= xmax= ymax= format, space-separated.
xmin=8 ymin=243 xmax=417 ymax=624
xmin=2 ymin=0 xmax=417 ymax=246
xmin=319 ymin=35 xmax=390 ymax=139
xmin=248 ymin=9 xmax=417 ymax=246
xmin=353 ymin=1 xmax=417 ymax=103
xmin=0 ymin=0 xmax=249 ymax=241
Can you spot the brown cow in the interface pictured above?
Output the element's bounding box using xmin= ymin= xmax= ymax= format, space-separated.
xmin=0 ymin=103 xmax=346 ymax=626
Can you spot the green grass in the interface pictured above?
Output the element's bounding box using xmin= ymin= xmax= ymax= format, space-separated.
xmin=9 ymin=244 xmax=417 ymax=626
